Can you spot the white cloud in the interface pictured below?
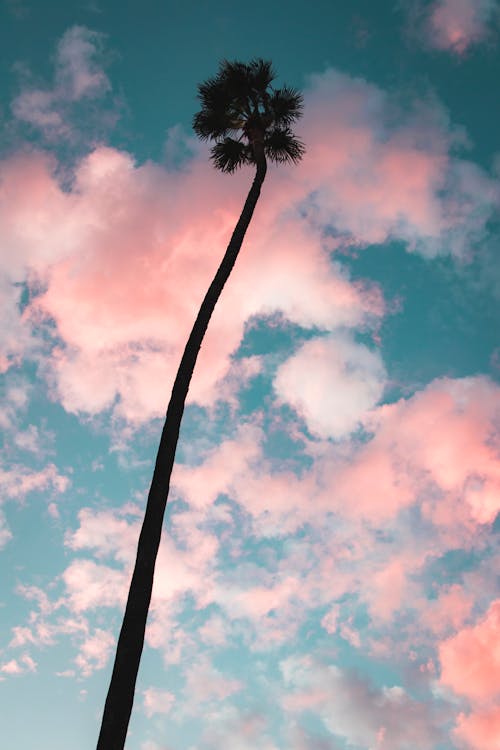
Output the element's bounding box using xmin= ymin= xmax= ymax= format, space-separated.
xmin=274 ymin=333 xmax=386 ymax=439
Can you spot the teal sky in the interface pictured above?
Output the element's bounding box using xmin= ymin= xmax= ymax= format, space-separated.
xmin=1 ymin=2 xmax=499 ymax=750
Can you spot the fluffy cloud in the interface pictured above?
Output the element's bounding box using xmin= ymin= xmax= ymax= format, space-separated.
xmin=440 ymin=601 xmax=500 ymax=748
xmin=439 ymin=599 xmax=500 ymax=703
xmin=0 ymin=462 xmax=69 ymax=500
xmin=453 ymin=706 xmax=500 ymax=750
xmin=74 ymin=628 xmax=115 ymax=677
xmin=61 ymin=503 xmax=219 ymax=622
xmin=297 ymin=69 xmax=498 ymax=256
xmin=1 ymin=54 xmax=498 ymax=424
xmin=174 ymin=375 xmax=500 ymax=534
xmin=274 ymin=333 xmax=386 ymax=439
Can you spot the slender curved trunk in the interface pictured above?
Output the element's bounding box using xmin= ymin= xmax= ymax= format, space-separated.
xmin=96 ymin=150 xmax=267 ymax=750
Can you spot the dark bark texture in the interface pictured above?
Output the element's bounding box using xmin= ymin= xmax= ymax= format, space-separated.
xmin=96 ymin=154 xmax=266 ymax=750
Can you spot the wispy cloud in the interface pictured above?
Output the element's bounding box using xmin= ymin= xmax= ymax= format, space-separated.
xmin=405 ymin=0 xmax=500 ymax=54
xmin=11 ymin=25 xmax=112 ymax=139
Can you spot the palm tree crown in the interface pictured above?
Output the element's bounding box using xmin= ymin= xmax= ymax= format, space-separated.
xmin=193 ymin=58 xmax=305 ymax=173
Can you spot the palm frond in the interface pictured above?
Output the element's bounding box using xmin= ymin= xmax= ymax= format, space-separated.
xmin=247 ymin=59 xmax=275 ymax=94
xmin=268 ymin=86 xmax=304 ymax=128
xmin=210 ymin=138 xmax=253 ymax=173
xmin=264 ymin=127 xmax=306 ymax=164
xmin=193 ymin=108 xmax=237 ymax=141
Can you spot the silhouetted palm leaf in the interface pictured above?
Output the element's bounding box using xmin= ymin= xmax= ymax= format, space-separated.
xmin=268 ymin=86 xmax=303 ymax=127
xmin=211 ymin=138 xmax=251 ymax=173
xmin=265 ymin=127 xmax=306 ymax=164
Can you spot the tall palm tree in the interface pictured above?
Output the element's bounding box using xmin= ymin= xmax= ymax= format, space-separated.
xmin=96 ymin=59 xmax=305 ymax=749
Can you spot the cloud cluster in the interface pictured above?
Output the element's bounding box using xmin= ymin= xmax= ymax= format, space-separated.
xmin=1 ymin=53 xmax=498 ymax=425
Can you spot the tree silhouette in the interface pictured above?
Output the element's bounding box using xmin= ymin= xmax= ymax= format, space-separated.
xmin=96 ymin=59 xmax=305 ymax=749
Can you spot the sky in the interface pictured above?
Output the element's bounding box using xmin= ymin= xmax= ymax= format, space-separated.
xmin=0 ymin=1 xmax=500 ymax=749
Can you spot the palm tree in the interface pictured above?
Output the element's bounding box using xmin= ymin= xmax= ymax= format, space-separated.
xmin=96 ymin=59 xmax=305 ymax=749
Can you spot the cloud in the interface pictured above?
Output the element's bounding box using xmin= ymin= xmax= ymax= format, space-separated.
xmin=1 ymin=66 xmax=498 ymax=424
xmin=60 ymin=503 xmax=220 ymax=640
xmin=62 ymin=558 xmax=128 ymax=612
xmin=331 ymin=375 xmax=500 ymax=528
xmin=440 ymin=601 xmax=500 ymax=749
xmin=143 ymin=687 xmax=175 ymax=718
xmin=274 ymin=332 xmax=386 ymax=439
xmin=439 ymin=599 xmax=500 ymax=703
xmin=23 ymin=143 xmax=378 ymax=421
xmin=11 ymin=25 xmax=110 ymax=137
xmin=0 ymin=458 xmax=69 ymax=546
xmin=183 ymin=655 xmax=244 ymax=710
xmin=297 ymin=69 xmax=498 ymax=257
xmin=193 ymin=707 xmax=280 ymax=750
xmin=74 ymin=628 xmax=115 ymax=676
xmin=0 ymin=462 xmax=69 ymax=500
xmin=281 ymin=656 xmax=441 ymax=750
xmin=424 ymin=0 xmax=499 ymax=54
xmin=0 ymin=653 xmax=37 ymax=676
xmin=453 ymin=706 xmax=500 ymax=750
xmin=174 ymin=375 xmax=500 ymax=535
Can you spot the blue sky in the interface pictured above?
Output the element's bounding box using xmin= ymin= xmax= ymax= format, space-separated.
xmin=1 ymin=1 xmax=500 ymax=749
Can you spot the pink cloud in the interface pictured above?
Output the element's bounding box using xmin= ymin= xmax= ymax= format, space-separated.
xmin=173 ymin=376 xmax=500 ymax=538
xmin=349 ymin=376 xmax=500 ymax=528
xmin=418 ymin=584 xmax=473 ymax=636
xmin=1 ymin=67 xmax=497 ymax=423
xmin=74 ymin=628 xmax=115 ymax=677
xmin=60 ymin=503 xmax=220 ymax=662
xmin=143 ymin=687 xmax=175 ymax=718
xmin=296 ymin=70 xmax=498 ymax=255
xmin=198 ymin=614 xmax=231 ymax=646
xmin=453 ymin=705 xmax=500 ymax=750
xmin=281 ymin=656 xmax=440 ymax=750
xmin=172 ymin=424 xmax=261 ymax=509
xmin=0 ymin=659 xmax=23 ymax=675
xmin=425 ymin=0 xmax=499 ymax=54
xmin=66 ymin=506 xmax=141 ymax=563
xmin=26 ymin=143 xmax=378 ymax=420
xmin=62 ymin=558 xmax=128 ymax=612
xmin=0 ymin=653 xmax=37 ymax=675
xmin=0 ymin=462 xmax=69 ymax=501
xmin=364 ymin=558 xmax=408 ymax=622
xmin=183 ymin=656 xmax=244 ymax=709
xmin=196 ymin=707 xmax=280 ymax=750
xmin=439 ymin=599 xmax=500 ymax=703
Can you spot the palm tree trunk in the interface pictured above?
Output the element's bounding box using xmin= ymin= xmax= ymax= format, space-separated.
xmin=96 ymin=151 xmax=267 ymax=750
